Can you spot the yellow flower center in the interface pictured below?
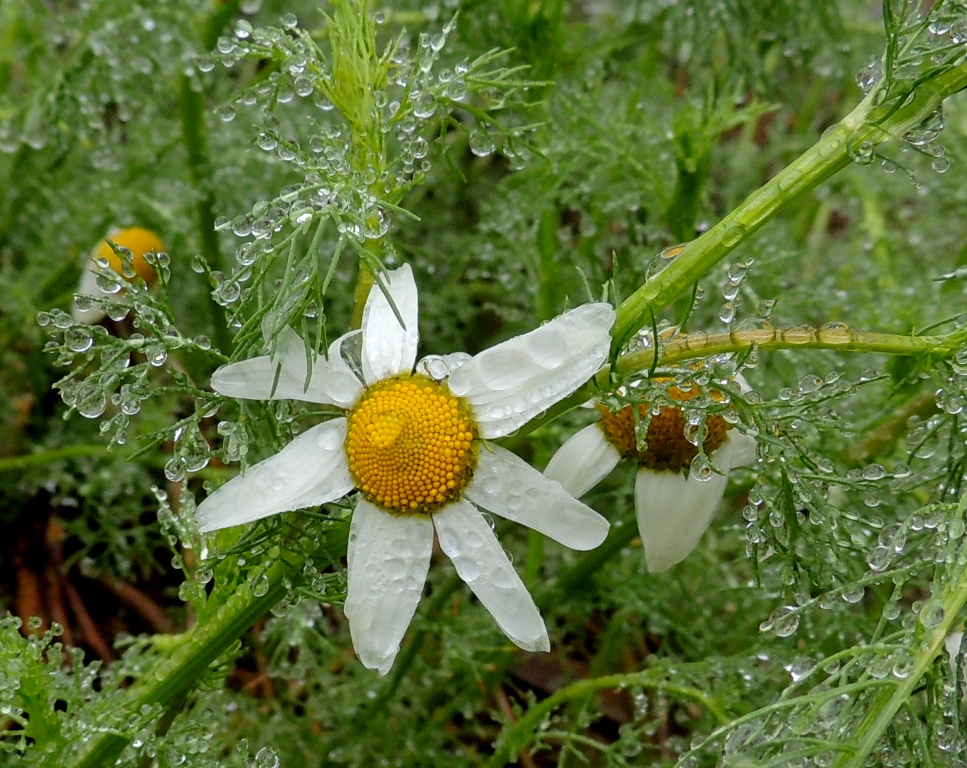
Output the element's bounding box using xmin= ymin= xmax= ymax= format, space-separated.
xmin=597 ymin=383 xmax=729 ymax=472
xmin=345 ymin=374 xmax=478 ymax=515
xmin=95 ymin=227 xmax=163 ymax=285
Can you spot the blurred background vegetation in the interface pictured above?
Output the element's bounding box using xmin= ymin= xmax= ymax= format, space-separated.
xmin=2 ymin=0 xmax=967 ymax=766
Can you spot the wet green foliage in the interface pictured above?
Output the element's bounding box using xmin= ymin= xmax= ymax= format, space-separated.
xmin=2 ymin=0 xmax=967 ymax=766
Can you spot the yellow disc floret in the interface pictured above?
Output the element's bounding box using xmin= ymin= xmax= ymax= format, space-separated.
xmin=597 ymin=381 xmax=730 ymax=472
xmin=94 ymin=227 xmax=164 ymax=285
xmin=345 ymin=374 xmax=478 ymax=515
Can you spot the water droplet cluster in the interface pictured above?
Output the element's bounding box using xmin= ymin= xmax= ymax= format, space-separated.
xmin=850 ymin=0 xmax=964 ymax=176
xmin=43 ymin=262 xmax=219 ymax=449
xmin=196 ymin=8 xmax=539 ymax=347
xmin=597 ymin=378 xmax=731 ymax=472
xmin=718 ymin=258 xmax=753 ymax=327
xmin=0 ymin=5 xmax=199 ymax=158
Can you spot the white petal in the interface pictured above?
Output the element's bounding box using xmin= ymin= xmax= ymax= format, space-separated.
xmin=211 ymin=327 xmax=362 ymax=407
xmin=634 ymin=440 xmax=735 ymax=572
xmin=448 ymin=303 xmax=615 ymax=438
xmin=543 ymin=422 xmax=621 ymax=498
xmin=196 ymin=420 xmax=354 ymax=532
xmin=361 ymin=264 xmax=419 ymax=382
xmin=345 ymin=500 xmax=433 ymax=675
xmin=72 ymin=267 xmax=110 ymax=324
xmin=727 ymin=430 xmax=758 ymax=468
xmin=434 ymin=500 xmax=549 ymax=652
xmin=945 ymin=632 xmax=965 ymax=681
xmin=465 ymin=444 xmax=609 ymax=550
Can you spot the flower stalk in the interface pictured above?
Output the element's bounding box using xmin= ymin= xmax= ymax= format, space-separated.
xmin=486 ymin=665 xmax=731 ymax=768
xmin=72 ymin=545 xmax=317 ymax=768
xmin=616 ymin=326 xmax=967 ymax=377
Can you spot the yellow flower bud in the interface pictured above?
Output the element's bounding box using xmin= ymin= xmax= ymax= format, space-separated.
xmin=94 ymin=226 xmax=164 ymax=285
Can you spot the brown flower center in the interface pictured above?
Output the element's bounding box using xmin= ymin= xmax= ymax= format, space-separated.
xmin=596 ymin=383 xmax=730 ymax=472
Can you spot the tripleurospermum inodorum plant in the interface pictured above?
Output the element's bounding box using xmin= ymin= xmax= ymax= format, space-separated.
xmin=2 ymin=0 xmax=967 ymax=766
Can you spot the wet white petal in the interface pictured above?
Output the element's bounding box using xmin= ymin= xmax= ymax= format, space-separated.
xmin=945 ymin=632 xmax=965 ymax=681
xmin=196 ymin=419 xmax=353 ymax=532
xmin=465 ymin=444 xmax=609 ymax=550
xmin=634 ymin=440 xmax=735 ymax=572
xmin=362 ymin=264 xmax=419 ymax=383
xmin=434 ymin=500 xmax=549 ymax=652
xmin=345 ymin=500 xmax=434 ymax=675
xmin=727 ymin=431 xmax=758 ymax=468
xmin=212 ymin=327 xmax=362 ymax=407
xmin=448 ymin=303 xmax=615 ymax=438
xmin=543 ymin=422 xmax=621 ymax=498
xmin=72 ymin=267 xmax=113 ymax=324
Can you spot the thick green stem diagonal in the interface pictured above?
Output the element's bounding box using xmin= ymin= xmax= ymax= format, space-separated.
xmin=71 ymin=550 xmax=309 ymax=768
xmin=611 ymin=62 xmax=967 ymax=351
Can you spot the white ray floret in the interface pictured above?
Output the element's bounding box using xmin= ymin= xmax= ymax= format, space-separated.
xmin=466 ymin=444 xmax=610 ymax=551
xmin=196 ymin=420 xmax=354 ymax=532
xmin=434 ymin=499 xmax=549 ymax=652
xmin=543 ymin=422 xmax=621 ymax=499
xmin=345 ymin=500 xmax=435 ymax=675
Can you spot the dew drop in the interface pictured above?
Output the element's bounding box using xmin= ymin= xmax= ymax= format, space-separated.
xmin=841 ymin=586 xmax=865 ymax=604
xmin=252 ymin=574 xmax=270 ymax=597
xmin=817 ymin=694 xmax=848 ymax=726
xmin=686 ymin=453 xmax=712 ymax=482
xmin=76 ymin=390 xmax=107 ymax=419
xmin=920 ymin=599 xmax=945 ymax=628
xmin=65 ymin=327 xmax=94 ymax=353
xmin=891 ymin=649 xmax=914 ymax=679
xmin=469 ymin=130 xmax=495 ymax=157
xmin=721 ymin=224 xmax=746 ymax=247
xmin=797 ymin=374 xmax=822 ymax=393
xmin=164 ymin=457 xmax=187 ymax=482
xmin=868 ymin=545 xmax=892 ymax=572
xmin=760 ymin=605 xmax=799 ymax=637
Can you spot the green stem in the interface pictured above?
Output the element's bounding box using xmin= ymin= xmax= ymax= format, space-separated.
xmin=486 ymin=667 xmax=730 ymax=768
xmin=830 ymin=501 xmax=967 ymax=768
xmin=179 ymin=74 xmax=231 ymax=355
xmin=524 ymin=530 xmax=545 ymax=588
xmin=197 ymin=0 xmax=241 ymax=51
xmin=71 ymin=548 xmax=312 ymax=768
xmin=0 ymin=444 xmax=112 ymax=472
xmin=519 ymin=324 xmax=965 ymax=440
xmin=351 ymin=256 xmax=376 ymax=330
xmin=175 ymin=0 xmax=240 ymax=356
xmin=610 ymin=60 xmax=967 ymax=351
xmin=616 ymin=326 xmax=963 ymax=377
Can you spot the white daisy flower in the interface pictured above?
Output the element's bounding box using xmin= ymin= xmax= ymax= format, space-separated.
xmin=73 ymin=226 xmax=163 ymax=324
xmin=544 ymin=378 xmax=757 ymax=573
xmin=197 ymin=264 xmax=615 ymax=674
